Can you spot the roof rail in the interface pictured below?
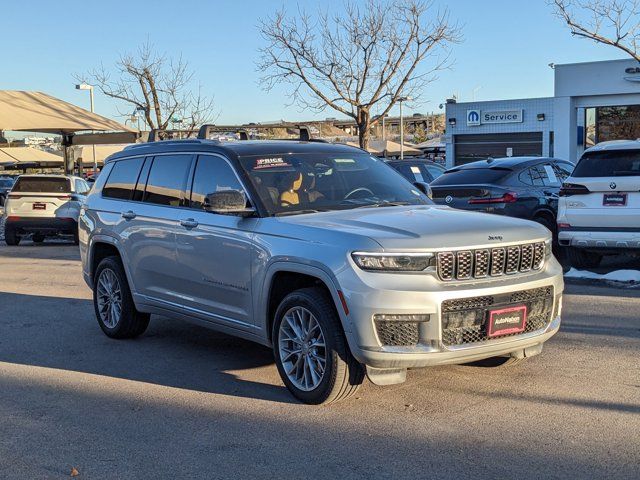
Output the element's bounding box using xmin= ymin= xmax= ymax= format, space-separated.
xmin=197 ymin=124 xmax=326 ymax=143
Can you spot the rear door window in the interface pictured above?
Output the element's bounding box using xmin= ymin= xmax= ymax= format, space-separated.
xmin=103 ymin=157 xmax=145 ymax=200
xmin=13 ymin=177 xmax=71 ymax=193
xmin=143 ymin=154 xmax=193 ymax=207
xmin=573 ymin=150 xmax=640 ymax=177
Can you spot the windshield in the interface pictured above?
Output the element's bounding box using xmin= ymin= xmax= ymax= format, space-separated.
xmin=238 ymin=152 xmax=430 ymax=215
xmin=12 ymin=177 xmax=71 ymax=193
xmin=573 ymin=150 xmax=640 ymax=177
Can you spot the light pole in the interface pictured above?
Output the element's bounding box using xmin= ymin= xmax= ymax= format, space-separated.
xmin=76 ymin=83 xmax=96 ymax=175
xmin=398 ymin=96 xmax=412 ymax=159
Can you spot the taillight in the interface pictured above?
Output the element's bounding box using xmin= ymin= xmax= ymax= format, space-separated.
xmin=57 ymin=195 xmax=72 ymax=200
xmin=469 ymin=192 xmax=518 ymax=204
xmin=559 ymin=183 xmax=590 ymax=196
xmin=7 ymin=193 xmax=22 ymax=199
xmin=7 ymin=216 xmax=20 ymax=221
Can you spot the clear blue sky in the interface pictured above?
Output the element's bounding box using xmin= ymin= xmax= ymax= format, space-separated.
xmin=0 ymin=0 xmax=628 ymax=125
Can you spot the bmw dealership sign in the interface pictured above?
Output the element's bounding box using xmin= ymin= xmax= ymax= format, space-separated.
xmin=467 ymin=109 xmax=523 ymax=126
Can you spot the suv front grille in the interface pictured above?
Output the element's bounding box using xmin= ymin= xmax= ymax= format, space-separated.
xmin=437 ymin=242 xmax=545 ymax=281
xmin=441 ymin=286 xmax=554 ymax=347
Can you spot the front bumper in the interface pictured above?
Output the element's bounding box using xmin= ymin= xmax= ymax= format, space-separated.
xmin=558 ymin=228 xmax=640 ymax=250
xmin=5 ymin=217 xmax=78 ymax=234
xmin=336 ymin=257 xmax=564 ymax=369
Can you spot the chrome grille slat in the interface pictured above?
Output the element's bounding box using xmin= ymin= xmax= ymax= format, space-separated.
xmin=474 ymin=249 xmax=490 ymax=278
xmin=436 ymin=242 xmax=546 ymax=281
xmin=505 ymin=246 xmax=521 ymax=274
xmin=456 ymin=251 xmax=473 ymax=280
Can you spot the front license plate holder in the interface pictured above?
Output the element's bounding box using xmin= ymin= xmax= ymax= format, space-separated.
xmin=487 ymin=305 xmax=527 ymax=337
xmin=603 ymin=193 xmax=627 ymax=206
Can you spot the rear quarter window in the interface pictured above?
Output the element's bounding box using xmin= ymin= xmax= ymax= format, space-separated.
xmin=430 ymin=168 xmax=511 ymax=185
xmin=103 ymin=157 xmax=145 ymax=200
xmin=12 ymin=177 xmax=71 ymax=193
xmin=573 ymin=150 xmax=640 ymax=177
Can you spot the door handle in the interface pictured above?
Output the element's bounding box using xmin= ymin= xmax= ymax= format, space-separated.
xmin=121 ymin=210 xmax=137 ymax=220
xmin=180 ymin=218 xmax=199 ymax=229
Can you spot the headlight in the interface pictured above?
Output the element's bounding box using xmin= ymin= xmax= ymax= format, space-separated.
xmin=351 ymin=252 xmax=434 ymax=272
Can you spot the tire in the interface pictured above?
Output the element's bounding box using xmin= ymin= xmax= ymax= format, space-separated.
xmin=565 ymin=247 xmax=602 ymax=269
xmin=272 ymin=287 xmax=365 ymax=404
xmin=93 ymin=256 xmax=150 ymax=339
xmin=32 ymin=233 xmax=45 ymax=244
xmin=4 ymin=227 xmax=20 ymax=246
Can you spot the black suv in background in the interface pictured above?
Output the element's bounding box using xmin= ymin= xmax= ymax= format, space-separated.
xmin=387 ymin=158 xmax=445 ymax=190
xmin=429 ymin=157 xmax=574 ymax=235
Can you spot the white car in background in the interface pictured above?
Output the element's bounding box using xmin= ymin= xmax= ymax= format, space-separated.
xmin=3 ymin=174 xmax=90 ymax=245
xmin=558 ymin=140 xmax=640 ymax=268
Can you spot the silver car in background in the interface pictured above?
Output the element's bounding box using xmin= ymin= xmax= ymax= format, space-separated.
xmin=79 ymin=140 xmax=563 ymax=404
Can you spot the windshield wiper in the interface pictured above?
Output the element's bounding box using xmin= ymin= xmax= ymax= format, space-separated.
xmin=274 ymin=208 xmax=329 ymax=217
xmin=353 ymin=201 xmax=413 ymax=209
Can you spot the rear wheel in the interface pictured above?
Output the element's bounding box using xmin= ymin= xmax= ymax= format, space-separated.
xmin=93 ymin=256 xmax=150 ymax=339
xmin=565 ymin=247 xmax=602 ymax=269
xmin=533 ymin=214 xmax=559 ymax=255
xmin=273 ymin=287 xmax=364 ymax=404
xmin=4 ymin=227 xmax=20 ymax=246
xmin=32 ymin=233 xmax=45 ymax=244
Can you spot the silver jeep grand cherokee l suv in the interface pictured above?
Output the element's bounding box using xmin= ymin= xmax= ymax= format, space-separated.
xmin=79 ymin=139 xmax=563 ymax=404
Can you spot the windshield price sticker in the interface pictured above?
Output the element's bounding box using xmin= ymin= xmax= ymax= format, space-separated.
xmin=255 ymin=157 xmax=292 ymax=169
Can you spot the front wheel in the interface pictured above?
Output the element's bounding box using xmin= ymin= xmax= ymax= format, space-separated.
xmin=273 ymin=287 xmax=364 ymax=404
xmin=93 ymin=256 xmax=150 ymax=339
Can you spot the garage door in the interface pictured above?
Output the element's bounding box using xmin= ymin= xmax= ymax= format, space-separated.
xmin=454 ymin=132 xmax=543 ymax=166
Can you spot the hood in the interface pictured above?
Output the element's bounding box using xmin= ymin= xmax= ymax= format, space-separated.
xmin=276 ymin=205 xmax=549 ymax=251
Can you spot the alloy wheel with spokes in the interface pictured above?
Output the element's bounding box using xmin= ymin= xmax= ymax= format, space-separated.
xmin=278 ymin=306 xmax=327 ymax=392
xmin=96 ymin=268 xmax=123 ymax=329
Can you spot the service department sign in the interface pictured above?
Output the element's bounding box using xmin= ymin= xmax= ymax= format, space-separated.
xmin=466 ymin=109 xmax=523 ymax=126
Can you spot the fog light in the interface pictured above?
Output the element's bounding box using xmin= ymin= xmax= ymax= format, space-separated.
xmin=373 ymin=314 xmax=430 ymax=322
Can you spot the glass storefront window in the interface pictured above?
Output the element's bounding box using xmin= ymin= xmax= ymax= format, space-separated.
xmin=585 ymin=105 xmax=640 ymax=147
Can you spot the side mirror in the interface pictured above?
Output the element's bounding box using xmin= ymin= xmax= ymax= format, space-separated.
xmin=204 ymin=190 xmax=255 ymax=217
xmin=413 ymin=181 xmax=432 ymax=198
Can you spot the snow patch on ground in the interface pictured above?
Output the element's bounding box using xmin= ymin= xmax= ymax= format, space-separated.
xmin=565 ymin=268 xmax=640 ymax=283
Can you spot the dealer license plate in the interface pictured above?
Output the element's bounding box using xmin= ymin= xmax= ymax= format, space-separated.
xmin=603 ymin=193 xmax=627 ymax=206
xmin=487 ymin=305 xmax=527 ymax=337
xmin=32 ymin=203 xmax=46 ymax=210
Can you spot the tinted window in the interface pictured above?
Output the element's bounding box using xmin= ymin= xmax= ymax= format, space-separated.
xmin=553 ymin=162 xmax=573 ymax=181
xmin=541 ymin=164 xmax=562 ymax=187
xmin=424 ymin=164 xmax=445 ymax=180
xmin=430 ymin=168 xmax=511 ymax=185
xmin=13 ymin=177 xmax=71 ymax=193
xmin=393 ymin=164 xmax=425 ymax=183
xmin=132 ymin=157 xmax=152 ymax=201
xmin=103 ymin=158 xmax=144 ymax=200
xmin=0 ymin=178 xmax=14 ymax=188
xmin=573 ymin=150 xmax=640 ymax=177
xmin=190 ymin=155 xmax=244 ymax=210
xmin=143 ymin=154 xmax=193 ymax=206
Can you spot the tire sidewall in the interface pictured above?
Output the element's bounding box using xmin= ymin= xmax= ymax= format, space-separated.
xmin=272 ymin=291 xmax=340 ymax=404
xmin=93 ymin=257 xmax=132 ymax=337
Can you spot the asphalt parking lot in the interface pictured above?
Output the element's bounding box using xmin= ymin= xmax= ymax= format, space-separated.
xmin=0 ymin=240 xmax=639 ymax=479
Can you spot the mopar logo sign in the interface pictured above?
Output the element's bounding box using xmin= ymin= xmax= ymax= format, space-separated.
xmin=467 ymin=110 xmax=481 ymax=126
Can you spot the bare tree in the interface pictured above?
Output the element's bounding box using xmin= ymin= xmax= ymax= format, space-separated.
xmin=258 ymin=0 xmax=461 ymax=148
xmin=79 ymin=42 xmax=215 ymax=133
xmin=552 ymin=0 xmax=640 ymax=61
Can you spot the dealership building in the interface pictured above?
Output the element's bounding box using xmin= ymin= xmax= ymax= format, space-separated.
xmin=444 ymin=58 xmax=640 ymax=167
